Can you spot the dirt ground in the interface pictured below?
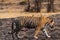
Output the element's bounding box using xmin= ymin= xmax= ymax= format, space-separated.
xmin=0 ymin=14 xmax=60 ymax=40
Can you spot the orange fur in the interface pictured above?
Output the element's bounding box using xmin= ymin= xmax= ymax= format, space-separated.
xmin=34 ymin=15 xmax=54 ymax=39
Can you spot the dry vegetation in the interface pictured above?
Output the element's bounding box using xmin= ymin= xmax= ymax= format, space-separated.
xmin=0 ymin=0 xmax=60 ymax=13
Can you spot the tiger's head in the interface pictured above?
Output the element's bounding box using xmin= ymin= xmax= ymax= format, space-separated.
xmin=46 ymin=17 xmax=54 ymax=28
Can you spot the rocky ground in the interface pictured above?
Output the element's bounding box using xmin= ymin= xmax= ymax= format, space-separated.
xmin=0 ymin=14 xmax=60 ymax=40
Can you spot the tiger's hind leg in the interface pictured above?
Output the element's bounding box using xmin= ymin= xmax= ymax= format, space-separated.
xmin=11 ymin=21 xmax=16 ymax=40
xmin=15 ymin=31 xmax=20 ymax=40
xmin=8 ymin=22 xmax=16 ymax=40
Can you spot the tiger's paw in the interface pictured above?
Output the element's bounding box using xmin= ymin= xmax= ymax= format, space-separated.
xmin=34 ymin=36 xmax=38 ymax=39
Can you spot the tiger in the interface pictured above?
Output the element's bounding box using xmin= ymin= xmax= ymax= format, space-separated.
xmin=9 ymin=15 xmax=54 ymax=39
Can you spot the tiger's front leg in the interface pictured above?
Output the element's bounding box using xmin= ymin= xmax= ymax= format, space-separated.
xmin=34 ymin=25 xmax=43 ymax=39
xmin=43 ymin=28 xmax=51 ymax=38
xmin=34 ymin=26 xmax=51 ymax=39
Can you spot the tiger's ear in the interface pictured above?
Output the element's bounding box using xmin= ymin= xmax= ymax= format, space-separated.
xmin=49 ymin=18 xmax=54 ymax=23
xmin=50 ymin=19 xmax=53 ymax=23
